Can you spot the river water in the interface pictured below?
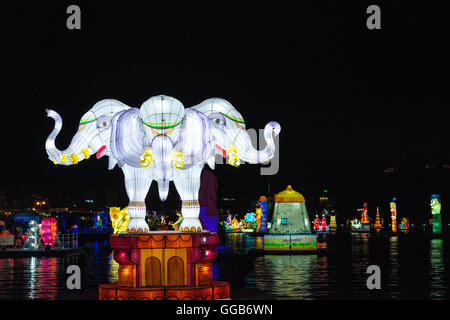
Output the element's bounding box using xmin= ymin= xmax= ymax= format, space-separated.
xmin=0 ymin=232 xmax=448 ymax=300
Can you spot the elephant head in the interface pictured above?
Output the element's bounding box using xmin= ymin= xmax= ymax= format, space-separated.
xmin=191 ymin=98 xmax=281 ymax=167
xmin=139 ymin=95 xmax=185 ymax=168
xmin=137 ymin=95 xmax=186 ymax=200
xmin=45 ymin=99 xmax=144 ymax=169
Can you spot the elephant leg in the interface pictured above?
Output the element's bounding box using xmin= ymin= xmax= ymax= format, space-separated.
xmin=173 ymin=164 xmax=204 ymax=232
xmin=122 ymin=165 xmax=152 ymax=233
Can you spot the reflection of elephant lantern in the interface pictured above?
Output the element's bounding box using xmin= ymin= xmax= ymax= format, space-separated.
xmin=45 ymin=95 xmax=280 ymax=232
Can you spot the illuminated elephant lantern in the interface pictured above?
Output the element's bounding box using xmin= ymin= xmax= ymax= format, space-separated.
xmin=45 ymin=95 xmax=280 ymax=232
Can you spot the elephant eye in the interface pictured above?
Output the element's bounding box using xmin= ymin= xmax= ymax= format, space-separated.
xmin=97 ymin=117 xmax=111 ymax=129
xmin=209 ymin=113 xmax=225 ymax=126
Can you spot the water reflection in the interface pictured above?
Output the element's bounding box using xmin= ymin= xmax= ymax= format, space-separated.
xmin=315 ymin=255 xmax=334 ymax=297
xmin=226 ymin=232 xmax=256 ymax=253
xmin=0 ymin=235 xmax=448 ymax=300
xmin=428 ymin=239 xmax=446 ymax=299
xmin=109 ymin=255 xmax=119 ymax=283
xmin=263 ymin=255 xmax=315 ymax=299
xmin=388 ymin=236 xmax=400 ymax=299
xmin=28 ymin=257 xmax=36 ymax=299
xmin=254 ymin=236 xmax=263 ymax=250
xmin=350 ymin=233 xmax=371 ymax=299
xmin=0 ymin=240 xmax=116 ymax=300
xmin=1 ymin=256 xmax=61 ymax=300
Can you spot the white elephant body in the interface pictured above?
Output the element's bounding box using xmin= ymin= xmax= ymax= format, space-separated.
xmin=45 ymin=95 xmax=280 ymax=233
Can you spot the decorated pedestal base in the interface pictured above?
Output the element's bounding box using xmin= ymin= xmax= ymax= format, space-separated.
xmin=263 ymin=234 xmax=318 ymax=253
xmin=99 ymin=231 xmax=230 ymax=300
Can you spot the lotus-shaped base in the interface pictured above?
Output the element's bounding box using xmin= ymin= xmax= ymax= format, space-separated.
xmin=126 ymin=218 xmax=149 ymax=233
xmin=180 ymin=218 xmax=203 ymax=232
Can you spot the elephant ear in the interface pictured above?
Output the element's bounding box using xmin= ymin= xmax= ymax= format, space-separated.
xmin=110 ymin=108 xmax=144 ymax=168
xmin=177 ymin=108 xmax=214 ymax=168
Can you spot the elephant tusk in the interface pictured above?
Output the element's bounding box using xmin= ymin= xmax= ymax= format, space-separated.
xmin=71 ymin=154 xmax=79 ymax=164
xmin=139 ymin=151 xmax=153 ymax=168
xmin=81 ymin=148 xmax=90 ymax=159
xmin=172 ymin=152 xmax=185 ymax=169
xmin=61 ymin=154 xmax=68 ymax=163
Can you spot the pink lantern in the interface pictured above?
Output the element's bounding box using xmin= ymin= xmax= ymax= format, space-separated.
xmin=41 ymin=218 xmax=57 ymax=248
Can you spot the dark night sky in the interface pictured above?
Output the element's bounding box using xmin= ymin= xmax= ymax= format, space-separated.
xmin=2 ymin=2 xmax=450 ymax=219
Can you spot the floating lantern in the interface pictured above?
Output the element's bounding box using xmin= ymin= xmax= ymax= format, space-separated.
xmin=373 ymin=207 xmax=383 ymax=232
xmin=351 ymin=218 xmax=361 ymax=231
xmin=359 ymin=202 xmax=370 ymax=224
xmin=258 ymin=196 xmax=268 ymax=233
xmin=23 ymin=220 xmax=40 ymax=249
xmin=400 ymin=218 xmax=410 ymax=232
xmin=430 ymin=194 xmax=442 ymax=234
xmin=390 ymin=198 xmax=397 ymax=233
xmin=329 ymin=215 xmax=337 ymax=232
xmin=357 ymin=202 xmax=371 ymax=232
xmin=41 ymin=218 xmax=57 ymax=248
xmin=264 ymin=185 xmax=317 ymax=252
xmin=313 ymin=215 xmax=321 ymax=232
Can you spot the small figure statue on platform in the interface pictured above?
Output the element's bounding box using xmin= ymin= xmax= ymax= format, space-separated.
xmin=157 ymin=215 xmax=170 ymax=231
xmin=313 ymin=215 xmax=320 ymax=232
xmin=170 ymin=211 xmax=184 ymax=231
xmin=359 ymin=202 xmax=370 ymax=224
xmin=321 ymin=216 xmax=328 ymax=232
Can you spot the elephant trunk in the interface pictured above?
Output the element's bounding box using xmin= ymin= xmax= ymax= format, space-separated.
xmin=45 ymin=109 xmax=95 ymax=165
xmin=237 ymin=121 xmax=281 ymax=164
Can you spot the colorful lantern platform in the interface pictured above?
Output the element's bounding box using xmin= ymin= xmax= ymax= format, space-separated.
xmin=99 ymin=231 xmax=230 ymax=300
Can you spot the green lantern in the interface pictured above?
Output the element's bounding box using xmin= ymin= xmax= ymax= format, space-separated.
xmin=430 ymin=194 xmax=442 ymax=234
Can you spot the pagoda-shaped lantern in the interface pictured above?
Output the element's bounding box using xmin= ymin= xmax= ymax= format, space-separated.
xmin=269 ymin=185 xmax=311 ymax=234
xmin=373 ymin=207 xmax=383 ymax=232
xmin=264 ymin=185 xmax=317 ymax=252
